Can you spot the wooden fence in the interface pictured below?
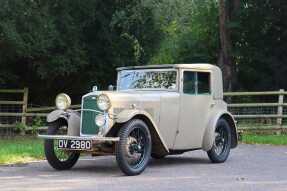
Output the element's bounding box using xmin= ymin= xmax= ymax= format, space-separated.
xmin=225 ymin=89 xmax=286 ymax=131
xmin=0 ymin=88 xmax=28 ymax=128
xmin=0 ymin=88 xmax=287 ymax=133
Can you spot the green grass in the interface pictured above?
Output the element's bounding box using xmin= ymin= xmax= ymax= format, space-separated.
xmin=0 ymin=137 xmax=44 ymax=164
xmin=242 ymin=134 xmax=287 ymax=145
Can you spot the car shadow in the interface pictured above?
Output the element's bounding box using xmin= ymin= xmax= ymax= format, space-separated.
xmin=38 ymin=155 xmax=211 ymax=176
xmin=149 ymin=156 xmax=210 ymax=167
xmin=72 ymin=155 xmax=210 ymax=174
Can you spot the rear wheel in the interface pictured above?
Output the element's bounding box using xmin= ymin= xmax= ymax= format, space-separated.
xmin=44 ymin=121 xmax=80 ymax=170
xmin=116 ymin=119 xmax=152 ymax=176
xmin=207 ymin=118 xmax=231 ymax=163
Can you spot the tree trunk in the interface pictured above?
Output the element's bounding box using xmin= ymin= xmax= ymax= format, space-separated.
xmin=218 ymin=0 xmax=235 ymax=91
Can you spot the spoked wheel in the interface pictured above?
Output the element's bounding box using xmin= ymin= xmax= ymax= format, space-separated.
xmin=116 ymin=119 xmax=152 ymax=176
xmin=207 ymin=118 xmax=231 ymax=163
xmin=44 ymin=121 xmax=80 ymax=170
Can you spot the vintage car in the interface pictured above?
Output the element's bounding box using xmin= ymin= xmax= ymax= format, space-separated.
xmin=39 ymin=64 xmax=238 ymax=176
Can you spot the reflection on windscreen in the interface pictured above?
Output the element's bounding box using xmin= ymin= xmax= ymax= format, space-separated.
xmin=118 ymin=70 xmax=177 ymax=90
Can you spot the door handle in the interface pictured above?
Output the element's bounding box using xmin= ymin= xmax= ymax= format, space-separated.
xmin=210 ymin=102 xmax=215 ymax=108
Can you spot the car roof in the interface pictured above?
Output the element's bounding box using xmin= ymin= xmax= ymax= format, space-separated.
xmin=117 ymin=63 xmax=218 ymax=71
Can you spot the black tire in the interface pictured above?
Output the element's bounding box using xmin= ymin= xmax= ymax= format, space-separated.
xmin=207 ymin=118 xmax=231 ymax=163
xmin=151 ymin=153 xmax=166 ymax=159
xmin=44 ymin=121 xmax=80 ymax=170
xmin=116 ymin=119 xmax=152 ymax=176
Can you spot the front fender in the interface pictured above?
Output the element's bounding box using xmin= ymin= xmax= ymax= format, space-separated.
xmin=47 ymin=109 xmax=68 ymax=123
xmin=115 ymin=109 xmax=169 ymax=153
xmin=115 ymin=109 xmax=146 ymax=123
xmin=202 ymin=111 xmax=237 ymax=151
xmin=47 ymin=109 xmax=80 ymax=136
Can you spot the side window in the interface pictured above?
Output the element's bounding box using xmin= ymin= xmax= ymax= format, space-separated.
xmin=197 ymin=72 xmax=210 ymax=94
xmin=183 ymin=71 xmax=211 ymax=95
xmin=183 ymin=71 xmax=196 ymax=94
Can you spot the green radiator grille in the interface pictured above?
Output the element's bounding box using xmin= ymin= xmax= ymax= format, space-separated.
xmin=81 ymin=96 xmax=100 ymax=135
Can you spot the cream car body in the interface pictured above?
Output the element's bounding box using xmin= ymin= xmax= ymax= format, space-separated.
xmin=39 ymin=64 xmax=238 ymax=175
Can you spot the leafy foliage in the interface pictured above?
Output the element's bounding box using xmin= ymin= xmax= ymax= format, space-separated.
xmin=0 ymin=0 xmax=285 ymax=104
xmin=14 ymin=122 xmax=27 ymax=135
xmin=234 ymin=0 xmax=287 ymax=90
xmin=150 ymin=0 xmax=286 ymax=91
xmin=0 ymin=0 xmax=161 ymax=104
xmin=150 ymin=0 xmax=219 ymax=65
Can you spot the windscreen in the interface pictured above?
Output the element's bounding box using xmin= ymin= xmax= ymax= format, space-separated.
xmin=117 ymin=69 xmax=177 ymax=90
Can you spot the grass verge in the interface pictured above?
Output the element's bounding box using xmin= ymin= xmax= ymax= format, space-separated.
xmin=241 ymin=134 xmax=287 ymax=145
xmin=0 ymin=137 xmax=44 ymax=164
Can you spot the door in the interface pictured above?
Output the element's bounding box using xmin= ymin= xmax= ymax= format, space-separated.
xmin=173 ymin=70 xmax=213 ymax=150
xmin=159 ymin=92 xmax=180 ymax=149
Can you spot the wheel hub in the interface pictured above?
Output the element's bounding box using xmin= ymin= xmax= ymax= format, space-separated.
xmin=125 ymin=128 xmax=146 ymax=166
xmin=214 ymin=127 xmax=227 ymax=155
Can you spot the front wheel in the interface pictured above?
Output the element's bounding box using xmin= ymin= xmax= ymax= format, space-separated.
xmin=207 ymin=118 xmax=231 ymax=163
xmin=116 ymin=119 xmax=152 ymax=176
xmin=44 ymin=121 xmax=80 ymax=170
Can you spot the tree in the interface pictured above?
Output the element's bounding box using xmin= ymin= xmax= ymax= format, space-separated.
xmin=218 ymin=0 xmax=240 ymax=91
xmin=235 ymin=0 xmax=287 ymax=91
xmin=0 ymin=0 xmax=286 ymax=105
xmin=0 ymin=0 xmax=161 ymax=104
xmin=150 ymin=0 xmax=219 ymax=65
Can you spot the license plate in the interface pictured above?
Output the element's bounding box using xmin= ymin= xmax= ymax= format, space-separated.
xmin=58 ymin=139 xmax=92 ymax=150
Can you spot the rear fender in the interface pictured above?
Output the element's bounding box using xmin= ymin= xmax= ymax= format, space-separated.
xmin=202 ymin=111 xmax=238 ymax=151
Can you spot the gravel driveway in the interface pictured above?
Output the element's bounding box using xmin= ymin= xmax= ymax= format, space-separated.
xmin=0 ymin=144 xmax=287 ymax=191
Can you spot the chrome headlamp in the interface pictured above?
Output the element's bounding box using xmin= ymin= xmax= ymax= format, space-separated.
xmin=95 ymin=114 xmax=106 ymax=127
xmin=97 ymin=94 xmax=111 ymax=111
xmin=55 ymin=93 xmax=71 ymax=110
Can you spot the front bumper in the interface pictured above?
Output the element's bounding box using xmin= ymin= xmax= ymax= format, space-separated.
xmin=38 ymin=134 xmax=119 ymax=142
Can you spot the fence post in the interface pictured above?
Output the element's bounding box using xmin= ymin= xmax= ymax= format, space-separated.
xmin=21 ymin=87 xmax=28 ymax=135
xmin=276 ymin=89 xmax=284 ymax=133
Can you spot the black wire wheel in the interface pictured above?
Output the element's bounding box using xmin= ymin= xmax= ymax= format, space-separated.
xmin=116 ymin=119 xmax=152 ymax=176
xmin=207 ymin=118 xmax=231 ymax=163
xmin=44 ymin=120 xmax=80 ymax=170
